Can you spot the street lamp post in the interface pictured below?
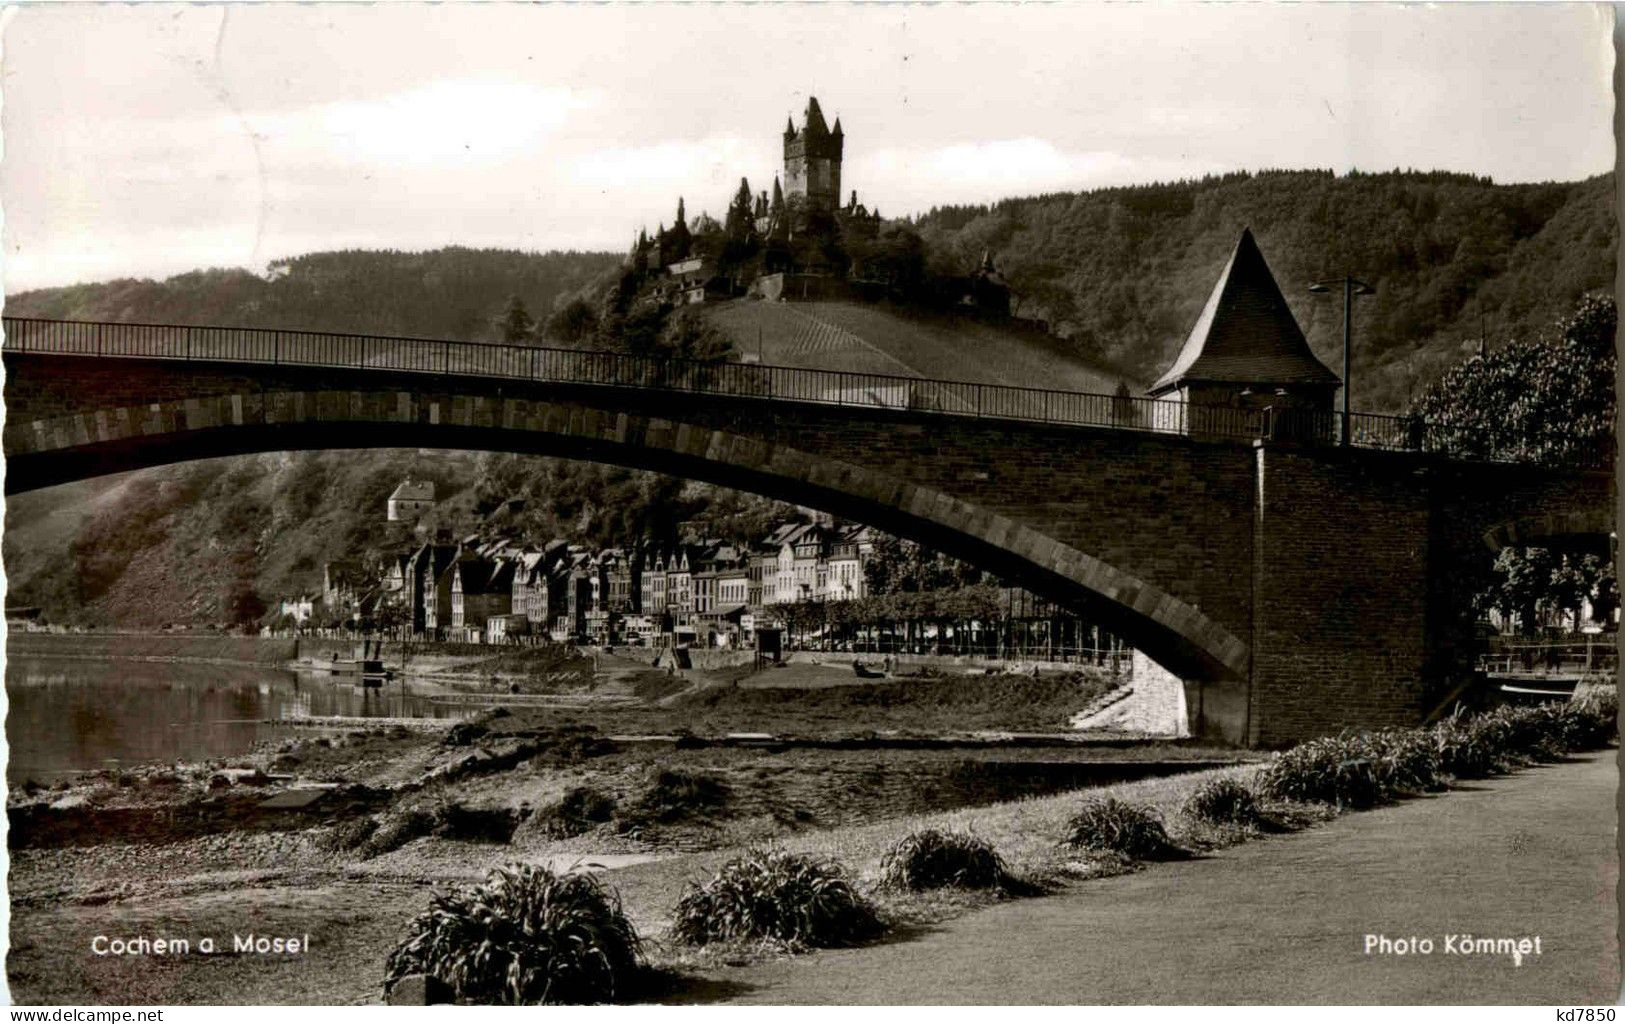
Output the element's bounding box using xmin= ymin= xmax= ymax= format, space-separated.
xmin=1309 ymin=276 xmax=1374 ymax=445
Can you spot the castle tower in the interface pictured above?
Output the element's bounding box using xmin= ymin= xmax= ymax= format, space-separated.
xmin=782 ymin=96 xmax=843 ymax=220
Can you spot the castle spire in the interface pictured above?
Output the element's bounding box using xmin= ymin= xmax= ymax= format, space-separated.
xmin=832 ymin=116 xmax=843 ymax=137
xmin=785 ymin=116 xmax=796 ymax=139
xmin=676 ymin=196 xmax=686 ymax=226
xmin=804 ymin=96 xmax=829 ymax=135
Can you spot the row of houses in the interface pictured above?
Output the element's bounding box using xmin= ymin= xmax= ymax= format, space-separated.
xmin=297 ymin=521 xmax=877 ymax=646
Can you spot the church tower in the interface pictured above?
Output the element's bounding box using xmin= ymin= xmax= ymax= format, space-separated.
xmin=782 ymin=97 xmax=843 ymax=221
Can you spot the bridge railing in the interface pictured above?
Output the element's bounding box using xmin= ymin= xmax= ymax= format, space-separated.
xmin=2 ymin=316 xmax=1483 ymax=457
xmin=3 ymin=315 xmax=1279 ymax=441
xmin=1477 ymin=636 xmax=1618 ymax=676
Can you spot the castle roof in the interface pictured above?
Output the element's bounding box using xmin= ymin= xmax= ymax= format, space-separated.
xmin=803 ymin=96 xmax=830 ymax=136
xmin=1149 ymin=228 xmax=1339 ymax=396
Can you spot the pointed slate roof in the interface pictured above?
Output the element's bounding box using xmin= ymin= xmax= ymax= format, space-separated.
xmin=804 ymin=96 xmax=830 ymax=136
xmin=1149 ymin=228 xmax=1340 ymax=396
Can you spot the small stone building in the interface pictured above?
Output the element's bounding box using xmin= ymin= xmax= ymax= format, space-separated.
xmin=387 ymin=479 xmax=436 ymax=522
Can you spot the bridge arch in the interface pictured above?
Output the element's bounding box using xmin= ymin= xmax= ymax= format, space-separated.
xmin=4 ymin=385 xmax=1251 ymax=682
xmin=1481 ymin=509 xmax=1616 ymax=553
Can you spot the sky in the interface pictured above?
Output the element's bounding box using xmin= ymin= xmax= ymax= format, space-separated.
xmin=1 ymin=2 xmax=1614 ymax=293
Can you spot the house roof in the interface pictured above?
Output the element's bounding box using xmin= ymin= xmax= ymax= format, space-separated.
xmin=453 ymin=558 xmax=508 ymax=595
xmin=390 ymin=479 xmax=435 ymax=502
xmin=1149 ymin=228 xmax=1340 ymax=396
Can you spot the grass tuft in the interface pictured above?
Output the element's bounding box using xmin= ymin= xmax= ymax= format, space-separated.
xmin=1062 ymin=797 xmax=1180 ymax=859
xmin=671 ymin=847 xmax=885 ymax=948
xmin=877 ymin=828 xmax=1010 ymax=892
xmin=1182 ymin=778 xmax=1261 ymax=827
xmin=384 ymin=862 xmax=642 ymax=1005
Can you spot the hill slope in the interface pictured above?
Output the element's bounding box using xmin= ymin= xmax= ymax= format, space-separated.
xmin=706 ymin=300 xmax=1121 ymax=392
xmin=912 ymin=170 xmax=1615 ymax=407
xmin=5 ymin=248 xmax=622 ymax=342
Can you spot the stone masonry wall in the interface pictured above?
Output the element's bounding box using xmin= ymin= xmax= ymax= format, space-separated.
xmin=1249 ymin=447 xmax=1433 ymax=746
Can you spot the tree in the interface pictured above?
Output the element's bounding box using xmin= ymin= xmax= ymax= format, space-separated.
xmin=660 ymin=308 xmax=734 ymax=363
xmin=544 ymin=297 xmax=598 ymax=345
xmin=724 ymin=178 xmax=756 ymax=243
xmin=1411 ymin=294 xmax=1615 ymax=465
xmin=224 ymin=581 xmax=267 ymax=631
xmin=494 ymin=295 xmax=537 ymax=344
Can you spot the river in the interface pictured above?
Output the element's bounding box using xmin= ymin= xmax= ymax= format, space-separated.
xmin=5 ymin=652 xmax=467 ymax=783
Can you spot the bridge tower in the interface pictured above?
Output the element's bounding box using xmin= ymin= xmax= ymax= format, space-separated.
xmin=1150 ymin=228 xmax=1340 ymax=438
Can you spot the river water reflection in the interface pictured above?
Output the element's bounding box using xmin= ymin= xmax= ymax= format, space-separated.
xmin=5 ymin=655 xmax=466 ymax=783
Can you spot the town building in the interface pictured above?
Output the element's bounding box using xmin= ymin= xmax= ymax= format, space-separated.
xmin=278 ymin=595 xmax=316 ymax=625
xmin=387 ymin=479 xmax=436 ymax=522
xmin=405 ymin=541 xmax=459 ymax=637
xmin=451 ymin=559 xmax=514 ymax=641
xmin=827 ymin=524 xmax=873 ymax=600
xmin=667 ymin=548 xmax=694 ymax=629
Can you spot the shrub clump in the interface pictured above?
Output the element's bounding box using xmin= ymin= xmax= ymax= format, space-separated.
xmin=357 ymin=804 xmax=522 ymax=856
xmin=1255 ymin=730 xmax=1439 ymax=810
xmin=671 ymin=848 xmax=884 ymax=948
xmin=1366 ymin=728 xmax=1446 ymax=794
xmin=535 ymin=786 xmax=619 ymax=839
xmin=443 ymin=721 xmax=491 ymax=747
xmin=1264 ymin=696 xmax=1619 ymax=808
xmin=1561 ymin=691 xmax=1619 ymax=749
xmin=360 ymin=808 xmax=440 ymax=857
xmin=385 ymin=863 xmax=642 ymax=1005
xmin=322 ymin=815 xmax=381 ymax=852
xmin=1183 ymin=778 xmax=1261 ymax=826
xmin=621 ymin=770 xmax=731 ymax=828
xmin=433 ymin=803 xmax=524 ymax=844
xmin=1063 ymin=797 xmax=1177 ymax=859
xmin=878 ymin=828 xmax=1008 ymax=891
xmin=1431 ymin=708 xmax=1508 ymax=779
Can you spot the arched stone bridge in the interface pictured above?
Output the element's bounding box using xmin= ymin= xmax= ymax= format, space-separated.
xmin=3 ymin=318 xmax=1613 ymax=747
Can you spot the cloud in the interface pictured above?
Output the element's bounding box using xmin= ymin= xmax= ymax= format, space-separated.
xmin=853 ymin=140 xmax=1229 ymax=209
xmin=570 ymin=136 xmax=773 ymax=193
xmin=261 ymin=78 xmax=597 ymax=167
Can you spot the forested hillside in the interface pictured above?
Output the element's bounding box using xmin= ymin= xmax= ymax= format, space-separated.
xmin=4 ymin=451 xmax=795 ymax=629
xmin=6 ymin=248 xmax=622 ymax=342
xmin=911 ymin=170 xmax=1614 ymax=409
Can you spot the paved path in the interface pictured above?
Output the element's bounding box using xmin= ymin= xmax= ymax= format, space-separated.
xmin=706 ymin=751 xmax=1619 ymax=1004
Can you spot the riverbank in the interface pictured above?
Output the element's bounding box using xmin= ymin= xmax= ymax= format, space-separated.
xmin=7 ymin=659 xmax=1247 ymax=1005
xmin=7 ymin=632 xmax=297 ymax=666
xmin=6 ymin=750 xmax=1261 ymax=1004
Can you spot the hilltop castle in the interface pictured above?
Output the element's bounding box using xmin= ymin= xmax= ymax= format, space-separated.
xmin=783 ymin=96 xmax=843 ymax=224
xmin=630 ymin=96 xmax=1019 ymax=309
